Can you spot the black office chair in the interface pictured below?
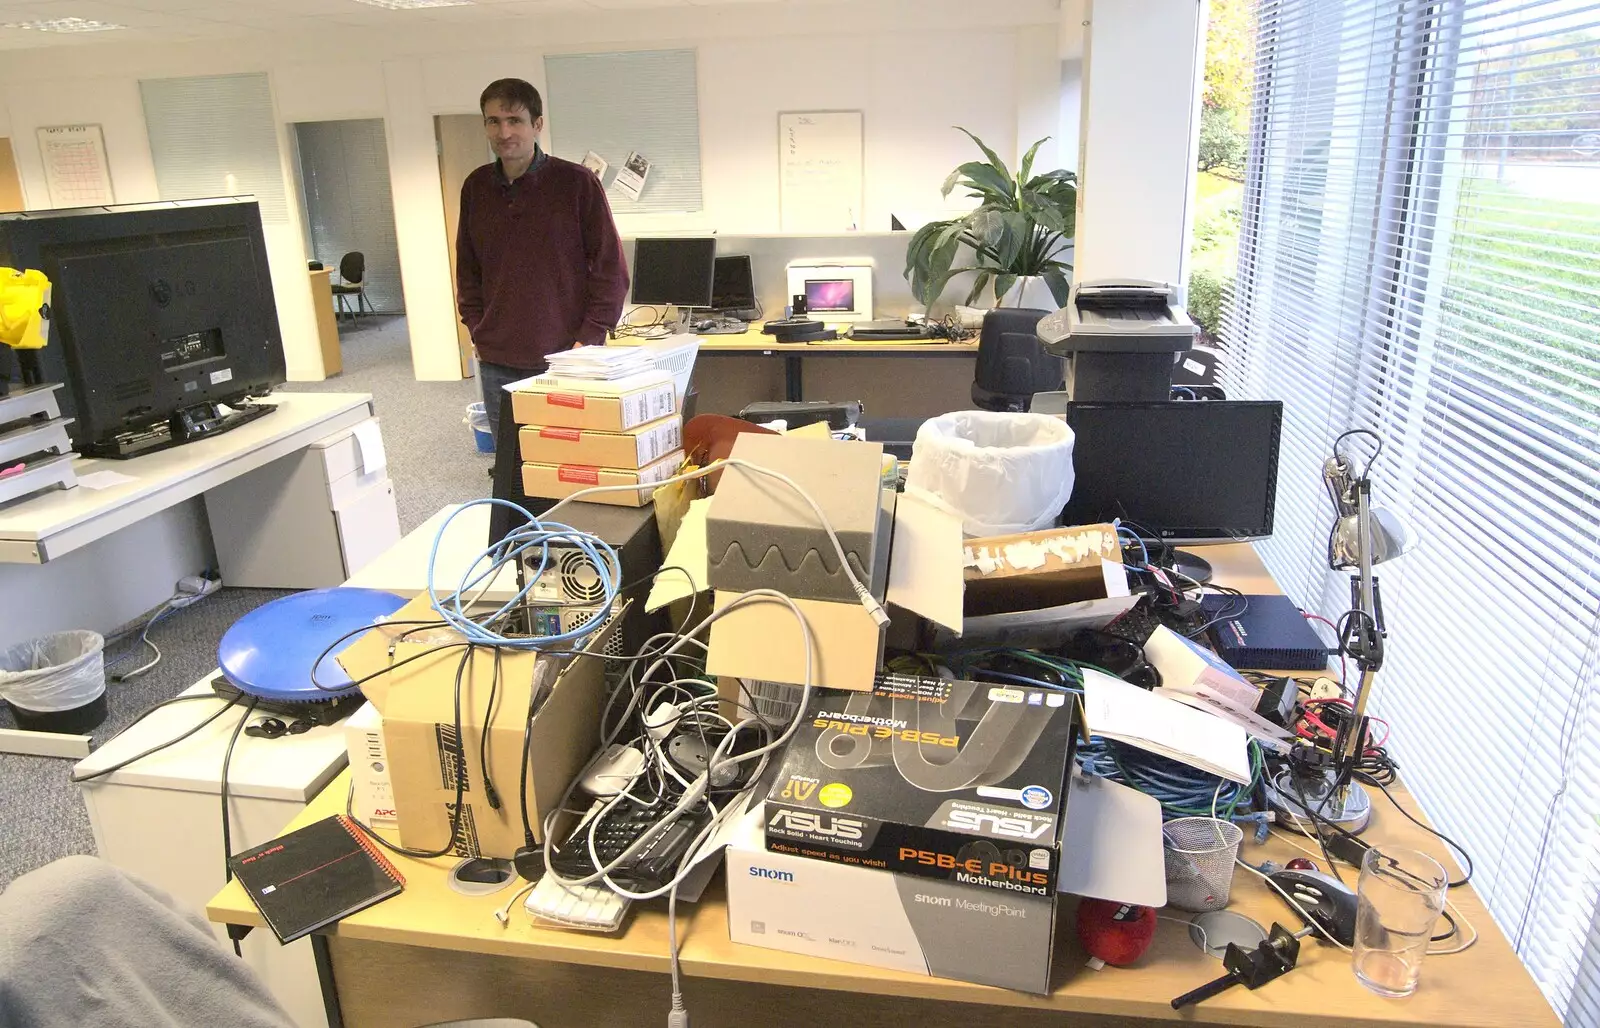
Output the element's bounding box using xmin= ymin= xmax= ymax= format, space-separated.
xmin=971 ymin=307 xmax=1064 ymax=412
xmin=330 ymin=251 xmax=371 ymax=323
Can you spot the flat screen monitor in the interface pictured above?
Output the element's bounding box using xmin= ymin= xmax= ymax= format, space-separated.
xmin=1061 ymin=400 xmax=1284 ymax=543
xmin=0 ymin=198 xmax=286 ymax=457
xmin=804 ymin=278 xmax=855 ymax=313
xmin=711 ymin=254 xmax=756 ymax=313
xmin=631 ymin=237 xmax=716 ymax=308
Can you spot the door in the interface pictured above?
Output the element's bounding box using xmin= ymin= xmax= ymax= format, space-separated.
xmin=436 ymin=114 xmax=491 ymax=378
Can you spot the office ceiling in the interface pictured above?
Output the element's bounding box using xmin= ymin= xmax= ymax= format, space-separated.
xmin=0 ymin=0 xmax=870 ymax=51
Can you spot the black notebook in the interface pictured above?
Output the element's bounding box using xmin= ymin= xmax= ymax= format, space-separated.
xmin=228 ymin=814 xmax=405 ymax=943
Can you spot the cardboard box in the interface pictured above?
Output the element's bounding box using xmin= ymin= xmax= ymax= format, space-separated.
xmin=345 ymin=701 xmax=396 ymax=826
xmin=706 ymin=590 xmax=886 ymax=693
xmin=337 ymin=593 xmax=616 ymax=858
xmin=521 ymin=450 xmax=683 ymax=508
xmin=961 ymin=523 xmax=1122 ymax=617
xmin=704 ymin=483 xmax=896 ymax=692
xmin=518 ymin=415 xmax=682 ymax=470
xmin=509 ymin=371 xmax=676 ymax=431
xmin=727 ymin=806 xmax=1056 ymax=994
xmin=763 ymin=676 xmax=1076 ymax=896
xmin=653 ymin=446 xmax=1130 ymax=693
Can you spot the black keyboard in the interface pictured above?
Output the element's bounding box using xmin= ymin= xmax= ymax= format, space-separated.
xmin=549 ymin=796 xmax=712 ymax=891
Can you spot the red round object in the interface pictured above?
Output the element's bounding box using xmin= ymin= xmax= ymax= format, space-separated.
xmin=1286 ymin=857 xmax=1319 ymax=872
xmin=1077 ymin=898 xmax=1157 ymax=966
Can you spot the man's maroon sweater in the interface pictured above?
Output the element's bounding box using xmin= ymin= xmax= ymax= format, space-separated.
xmin=455 ymin=152 xmax=629 ymax=370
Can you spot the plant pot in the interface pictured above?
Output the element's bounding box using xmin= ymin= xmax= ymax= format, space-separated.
xmin=998 ymin=276 xmax=1060 ymax=311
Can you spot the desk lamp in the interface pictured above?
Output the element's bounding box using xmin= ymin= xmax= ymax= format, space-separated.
xmin=1273 ymin=429 xmax=1412 ymax=835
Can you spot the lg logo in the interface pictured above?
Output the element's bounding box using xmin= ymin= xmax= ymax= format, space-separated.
xmin=149 ymin=279 xmax=198 ymax=307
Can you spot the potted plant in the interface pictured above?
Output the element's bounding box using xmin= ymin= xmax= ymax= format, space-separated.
xmin=904 ymin=128 xmax=1077 ymax=310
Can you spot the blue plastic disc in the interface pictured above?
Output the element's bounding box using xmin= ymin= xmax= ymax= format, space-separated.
xmin=218 ymin=588 xmax=408 ymax=701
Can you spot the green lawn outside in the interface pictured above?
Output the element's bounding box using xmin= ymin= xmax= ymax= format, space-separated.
xmin=1437 ymin=176 xmax=1600 ymax=424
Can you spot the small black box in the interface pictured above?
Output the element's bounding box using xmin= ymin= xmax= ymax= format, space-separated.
xmin=1202 ymin=593 xmax=1331 ymax=671
xmin=763 ymin=673 xmax=1076 ymax=897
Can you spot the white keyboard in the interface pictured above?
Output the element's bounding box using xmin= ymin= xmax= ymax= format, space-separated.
xmin=524 ymin=874 xmax=630 ymax=932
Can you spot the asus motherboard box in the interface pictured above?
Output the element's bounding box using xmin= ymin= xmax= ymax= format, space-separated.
xmin=729 ymin=806 xmax=1056 ymax=993
xmin=763 ymin=673 xmax=1076 ymax=896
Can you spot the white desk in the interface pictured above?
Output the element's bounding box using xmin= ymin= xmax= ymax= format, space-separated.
xmin=0 ymin=392 xmax=377 ymax=650
xmin=74 ymin=673 xmax=352 ymax=1028
xmin=343 ymin=503 xmax=519 ymax=603
xmin=71 ymin=507 xmax=490 ymax=1027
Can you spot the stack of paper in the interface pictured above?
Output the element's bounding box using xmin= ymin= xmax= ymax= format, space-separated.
xmin=546 ymin=345 xmax=659 ymax=381
xmin=1080 ymin=669 xmax=1253 ymax=784
xmin=1143 ymin=626 xmax=1292 ymax=750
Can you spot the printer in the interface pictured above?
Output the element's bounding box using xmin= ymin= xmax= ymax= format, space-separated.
xmin=1036 ymin=279 xmax=1198 ymax=401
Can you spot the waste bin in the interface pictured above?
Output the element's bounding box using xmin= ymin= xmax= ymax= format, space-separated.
xmin=465 ymin=402 xmax=495 ymax=453
xmin=0 ymin=630 xmax=107 ymax=733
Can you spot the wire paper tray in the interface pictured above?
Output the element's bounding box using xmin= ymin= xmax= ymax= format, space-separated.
xmin=0 ymin=416 xmax=74 ymax=468
xmin=0 ymin=451 xmax=78 ymax=508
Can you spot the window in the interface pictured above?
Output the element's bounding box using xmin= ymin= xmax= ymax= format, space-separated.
xmin=1220 ymin=0 xmax=1600 ymax=1018
xmin=543 ymin=49 xmax=702 ymax=216
xmin=140 ymin=73 xmax=288 ymax=224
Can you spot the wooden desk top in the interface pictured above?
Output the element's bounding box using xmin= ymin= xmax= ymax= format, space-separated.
xmin=208 ymin=543 xmax=1557 ymax=1027
xmin=610 ymin=328 xmax=978 ymax=355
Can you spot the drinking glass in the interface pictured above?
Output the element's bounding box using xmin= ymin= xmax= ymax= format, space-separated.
xmin=1352 ymin=846 xmax=1448 ymax=997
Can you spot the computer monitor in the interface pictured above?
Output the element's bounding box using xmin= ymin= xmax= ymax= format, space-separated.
xmin=0 ymin=198 xmax=287 ymax=458
xmin=630 ymin=237 xmax=716 ymax=309
xmin=711 ymin=254 xmax=757 ymax=315
xmin=805 ymin=279 xmax=854 ymax=313
xmin=1061 ymin=400 xmax=1284 ymax=544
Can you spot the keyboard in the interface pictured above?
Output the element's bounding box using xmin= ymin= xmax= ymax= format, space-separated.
xmin=696 ymin=321 xmax=750 ymax=335
xmin=548 ymin=796 xmax=712 ymax=893
xmin=523 ymin=874 xmax=629 ymax=932
xmin=847 ymin=319 xmax=935 ymax=341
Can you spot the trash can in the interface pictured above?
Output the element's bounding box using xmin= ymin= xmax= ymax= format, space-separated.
xmin=465 ymin=402 xmax=495 ymax=453
xmin=0 ymin=630 xmax=108 ymax=734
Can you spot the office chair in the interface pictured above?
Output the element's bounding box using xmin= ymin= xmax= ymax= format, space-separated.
xmin=0 ymin=855 xmax=539 ymax=1028
xmin=330 ymin=251 xmax=371 ymax=323
xmin=971 ymin=307 xmax=1064 ymax=412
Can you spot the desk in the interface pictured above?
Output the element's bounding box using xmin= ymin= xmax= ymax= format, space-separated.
xmin=309 ymin=269 xmax=344 ymax=377
xmin=78 ymin=673 xmax=350 ymax=1028
xmin=342 ymin=503 xmax=518 ymax=603
xmin=0 ymin=392 xmax=375 ymax=650
xmin=207 ymin=542 xmax=1557 ymax=1028
xmin=614 ymin=329 xmax=979 ymax=411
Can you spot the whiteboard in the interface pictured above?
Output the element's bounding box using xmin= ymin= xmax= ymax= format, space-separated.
xmin=779 ymin=111 xmax=863 ymax=232
xmin=36 ymin=124 xmax=114 ymax=208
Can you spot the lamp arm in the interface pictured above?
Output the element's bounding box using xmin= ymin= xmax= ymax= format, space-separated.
xmin=1336 ymin=478 xmax=1384 ymax=772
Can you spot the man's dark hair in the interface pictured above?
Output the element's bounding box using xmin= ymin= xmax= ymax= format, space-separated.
xmin=479 ymin=78 xmax=543 ymax=119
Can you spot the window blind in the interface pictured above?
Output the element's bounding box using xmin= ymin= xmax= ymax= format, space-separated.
xmin=140 ymin=72 xmax=288 ymax=224
xmin=543 ymin=49 xmax=703 ymax=215
xmin=1220 ymin=1 xmax=1600 ymax=1018
xmin=294 ymin=119 xmax=404 ymax=314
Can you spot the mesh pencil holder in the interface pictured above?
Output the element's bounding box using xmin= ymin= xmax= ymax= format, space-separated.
xmin=1162 ymin=817 xmax=1244 ymax=912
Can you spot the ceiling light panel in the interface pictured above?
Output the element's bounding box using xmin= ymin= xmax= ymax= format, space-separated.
xmin=0 ymin=15 xmax=125 ymax=30
xmin=349 ymin=0 xmax=474 ymax=8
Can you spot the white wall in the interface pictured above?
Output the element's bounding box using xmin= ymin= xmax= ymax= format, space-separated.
xmin=0 ymin=0 xmax=1063 ymax=380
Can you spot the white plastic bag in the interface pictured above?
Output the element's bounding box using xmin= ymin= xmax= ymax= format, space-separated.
xmin=0 ymin=630 xmax=105 ymax=713
xmin=905 ymin=411 xmax=1076 ymax=537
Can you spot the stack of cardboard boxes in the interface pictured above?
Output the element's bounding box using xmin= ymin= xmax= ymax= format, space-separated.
xmin=509 ymin=370 xmax=683 ymax=508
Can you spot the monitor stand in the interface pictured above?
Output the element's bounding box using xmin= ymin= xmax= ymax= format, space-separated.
xmin=1168 ymin=549 xmax=1215 ymax=586
xmin=86 ymin=399 xmax=275 ymax=459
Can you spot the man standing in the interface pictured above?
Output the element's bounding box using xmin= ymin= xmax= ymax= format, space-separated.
xmin=456 ymin=78 xmax=629 ymax=446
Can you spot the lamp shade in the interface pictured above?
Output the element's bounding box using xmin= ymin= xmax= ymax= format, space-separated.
xmin=1328 ymin=507 xmax=1414 ymax=570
